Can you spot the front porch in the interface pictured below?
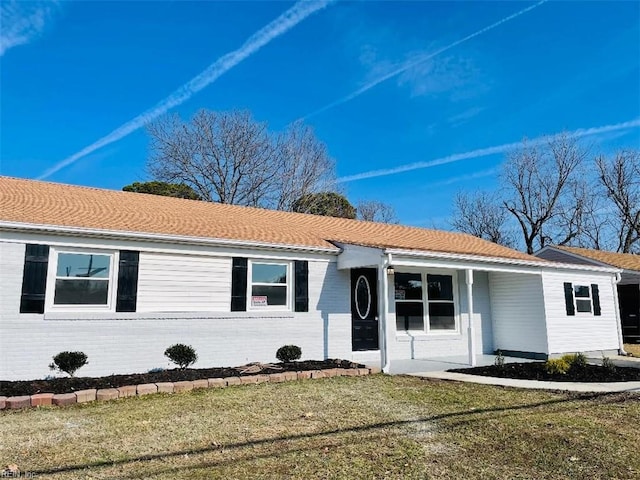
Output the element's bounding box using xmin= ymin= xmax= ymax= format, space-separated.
xmin=338 ymin=242 xmax=550 ymax=372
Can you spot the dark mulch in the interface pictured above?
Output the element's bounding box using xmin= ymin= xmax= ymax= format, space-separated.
xmin=451 ymin=362 xmax=640 ymax=383
xmin=0 ymin=359 xmax=364 ymax=397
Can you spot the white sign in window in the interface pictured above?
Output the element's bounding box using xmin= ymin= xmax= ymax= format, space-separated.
xmin=249 ymin=262 xmax=289 ymax=308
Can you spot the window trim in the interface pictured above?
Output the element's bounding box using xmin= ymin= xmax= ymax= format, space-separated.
xmin=45 ymin=247 xmax=119 ymax=312
xmin=573 ymin=284 xmax=593 ymax=314
xmin=393 ymin=269 xmax=460 ymax=335
xmin=246 ymin=259 xmax=292 ymax=311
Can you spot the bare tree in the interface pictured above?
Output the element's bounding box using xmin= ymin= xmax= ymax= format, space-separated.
xmin=271 ymin=121 xmax=336 ymax=211
xmin=502 ymin=133 xmax=588 ymax=253
xmin=451 ymin=191 xmax=514 ymax=247
xmin=572 ymin=185 xmax=616 ymax=251
xmin=147 ymin=110 xmax=335 ymax=209
xmin=596 ymin=150 xmax=640 ymax=253
xmin=356 ymin=200 xmax=398 ymax=223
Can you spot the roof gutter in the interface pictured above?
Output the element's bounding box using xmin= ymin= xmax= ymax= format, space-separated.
xmin=384 ymin=248 xmax=621 ymax=273
xmin=0 ymin=221 xmax=339 ymax=255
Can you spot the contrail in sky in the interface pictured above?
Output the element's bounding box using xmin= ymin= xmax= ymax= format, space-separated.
xmin=300 ymin=0 xmax=548 ymax=121
xmin=38 ymin=0 xmax=333 ymax=180
xmin=337 ymin=118 xmax=640 ymax=183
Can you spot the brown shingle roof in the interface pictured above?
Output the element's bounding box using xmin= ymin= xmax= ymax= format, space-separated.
xmin=557 ymin=246 xmax=640 ymax=272
xmin=0 ymin=176 xmax=543 ymax=263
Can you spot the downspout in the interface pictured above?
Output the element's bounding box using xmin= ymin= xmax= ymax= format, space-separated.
xmin=612 ymin=272 xmax=627 ymax=356
xmin=378 ymin=253 xmax=392 ymax=373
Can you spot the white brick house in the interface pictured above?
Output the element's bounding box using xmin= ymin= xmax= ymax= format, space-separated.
xmin=0 ymin=177 xmax=624 ymax=380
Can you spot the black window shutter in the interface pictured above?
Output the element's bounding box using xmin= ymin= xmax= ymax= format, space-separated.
xmin=563 ymin=282 xmax=575 ymax=316
xmin=231 ymin=257 xmax=248 ymax=311
xmin=116 ymin=251 xmax=140 ymax=312
xmin=20 ymin=244 xmax=50 ymax=314
xmin=591 ymin=284 xmax=601 ymax=316
xmin=294 ymin=260 xmax=309 ymax=312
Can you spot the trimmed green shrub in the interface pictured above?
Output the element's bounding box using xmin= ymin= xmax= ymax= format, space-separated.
xmin=49 ymin=351 xmax=88 ymax=377
xmin=164 ymin=344 xmax=198 ymax=369
xmin=544 ymin=357 xmax=570 ymax=375
xmin=276 ymin=345 xmax=302 ymax=363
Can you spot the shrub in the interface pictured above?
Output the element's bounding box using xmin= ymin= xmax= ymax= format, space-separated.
xmin=544 ymin=358 xmax=570 ymax=375
xmin=494 ymin=350 xmax=505 ymax=369
xmin=601 ymin=355 xmax=616 ymax=373
xmin=561 ymin=353 xmax=588 ymax=370
xmin=49 ymin=351 xmax=88 ymax=377
xmin=164 ymin=344 xmax=198 ymax=369
xmin=276 ymin=345 xmax=302 ymax=363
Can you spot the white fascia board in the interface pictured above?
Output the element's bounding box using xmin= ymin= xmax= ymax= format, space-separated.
xmin=335 ymin=242 xmax=384 ymax=270
xmin=0 ymin=221 xmax=339 ymax=255
xmin=385 ymin=248 xmax=621 ymax=274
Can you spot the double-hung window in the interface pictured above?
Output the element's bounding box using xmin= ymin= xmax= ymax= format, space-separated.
xmin=248 ymin=261 xmax=290 ymax=309
xmin=574 ymin=285 xmax=592 ymax=313
xmin=426 ymin=274 xmax=456 ymax=331
xmin=395 ymin=273 xmax=424 ymax=331
xmin=52 ymin=251 xmax=114 ymax=307
xmin=394 ymin=272 xmax=458 ymax=333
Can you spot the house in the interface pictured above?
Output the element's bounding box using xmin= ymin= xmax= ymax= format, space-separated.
xmin=0 ymin=177 xmax=625 ymax=381
xmin=537 ymin=246 xmax=639 ymax=344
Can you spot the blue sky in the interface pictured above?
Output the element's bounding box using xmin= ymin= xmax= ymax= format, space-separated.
xmin=1 ymin=0 xmax=639 ymax=228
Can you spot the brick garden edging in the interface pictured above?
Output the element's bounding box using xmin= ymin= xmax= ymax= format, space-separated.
xmin=0 ymin=366 xmax=381 ymax=410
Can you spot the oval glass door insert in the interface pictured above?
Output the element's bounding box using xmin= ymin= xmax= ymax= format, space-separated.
xmin=355 ymin=275 xmax=372 ymax=319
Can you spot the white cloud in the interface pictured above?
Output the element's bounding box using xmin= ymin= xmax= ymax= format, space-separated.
xmin=301 ymin=0 xmax=548 ymax=120
xmin=38 ymin=0 xmax=333 ymax=180
xmin=0 ymin=0 xmax=58 ymax=56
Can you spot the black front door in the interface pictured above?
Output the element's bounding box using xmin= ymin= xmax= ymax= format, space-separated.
xmin=619 ymin=284 xmax=640 ymax=342
xmin=351 ymin=268 xmax=379 ymax=351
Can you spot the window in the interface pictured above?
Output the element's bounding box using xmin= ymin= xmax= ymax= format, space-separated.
xmin=249 ymin=261 xmax=290 ymax=309
xmin=427 ymin=274 xmax=456 ymax=331
xmin=574 ymin=285 xmax=592 ymax=313
xmin=53 ymin=252 xmax=113 ymax=306
xmin=394 ymin=271 xmax=458 ymax=333
xmin=395 ymin=273 xmax=424 ymax=331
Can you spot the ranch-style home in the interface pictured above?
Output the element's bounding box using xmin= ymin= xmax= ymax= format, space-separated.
xmin=537 ymin=246 xmax=640 ymax=344
xmin=0 ymin=177 xmax=625 ymax=381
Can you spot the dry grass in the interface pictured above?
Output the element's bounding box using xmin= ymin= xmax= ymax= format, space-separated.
xmin=625 ymin=343 xmax=640 ymax=357
xmin=1 ymin=375 xmax=639 ymax=479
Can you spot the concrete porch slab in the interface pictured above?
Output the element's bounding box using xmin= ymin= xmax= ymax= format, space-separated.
xmin=389 ymin=354 xmax=535 ymax=374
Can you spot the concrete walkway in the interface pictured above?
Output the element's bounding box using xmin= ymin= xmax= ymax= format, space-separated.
xmin=393 ymin=354 xmax=640 ymax=393
xmin=411 ymin=371 xmax=640 ymax=393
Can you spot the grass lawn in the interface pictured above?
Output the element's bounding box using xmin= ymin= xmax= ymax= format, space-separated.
xmin=625 ymin=343 xmax=640 ymax=357
xmin=1 ymin=375 xmax=638 ymax=479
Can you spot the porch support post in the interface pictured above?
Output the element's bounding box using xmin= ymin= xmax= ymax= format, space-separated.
xmin=466 ymin=269 xmax=476 ymax=367
xmin=378 ymin=254 xmax=391 ymax=373
xmin=612 ymin=273 xmax=627 ymax=355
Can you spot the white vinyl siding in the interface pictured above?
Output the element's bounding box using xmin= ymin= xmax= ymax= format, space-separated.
xmin=0 ymin=239 xmax=354 ymax=380
xmin=541 ymin=270 xmax=619 ymax=353
xmin=489 ymin=272 xmax=548 ymax=354
xmin=136 ymin=252 xmax=231 ymax=312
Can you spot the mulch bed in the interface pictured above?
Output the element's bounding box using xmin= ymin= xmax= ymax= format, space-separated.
xmin=0 ymin=359 xmax=364 ymax=397
xmin=451 ymin=362 xmax=640 ymax=383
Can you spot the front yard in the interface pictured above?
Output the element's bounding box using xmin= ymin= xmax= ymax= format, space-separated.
xmin=1 ymin=375 xmax=638 ymax=479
